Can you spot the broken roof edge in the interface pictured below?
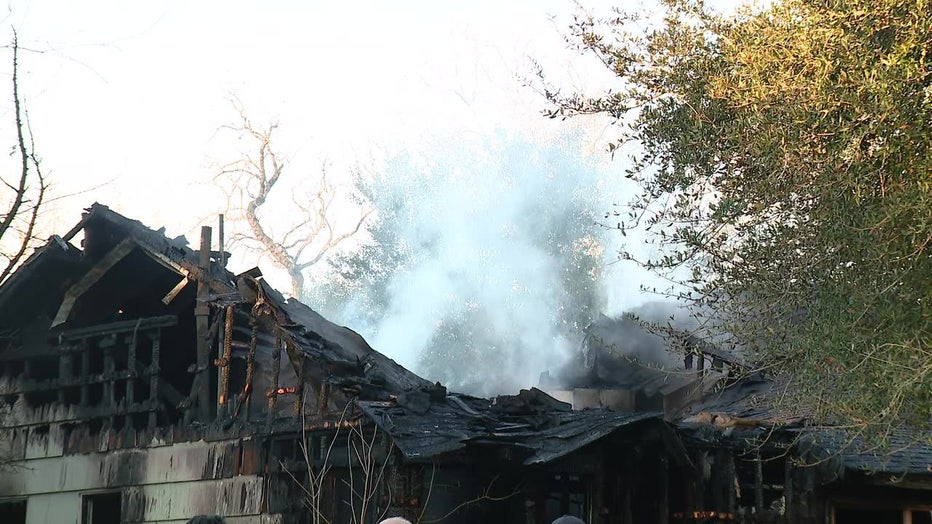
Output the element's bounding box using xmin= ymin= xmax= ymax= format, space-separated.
xmin=358 ymin=388 xmax=676 ymax=466
xmin=523 ymin=410 xmax=663 ymax=465
xmin=0 ymin=234 xmax=81 ymax=314
xmin=1 ymin=202 xmax=432 ymax=397
xmin=795 ymin=427 xmax=932 ymax=478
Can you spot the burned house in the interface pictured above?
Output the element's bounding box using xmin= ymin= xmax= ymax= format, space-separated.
xmin=0 ymin=204 xmax=438 ymax=523
xmin=541 ymin=315 xmax=932 ymax=523
xmin=0 ymin=205 xmax=696 ymax=523
xmin=0 ymin=204 xmax=929 ymax=524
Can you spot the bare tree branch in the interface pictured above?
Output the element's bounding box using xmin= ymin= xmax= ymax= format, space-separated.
xmin=0 ymin=33 xmax=29 ymax=243
xmin=215 ymin=100 xmax=372 ymax=299
xmin=0 ymin=32 xmax=48 ymax=286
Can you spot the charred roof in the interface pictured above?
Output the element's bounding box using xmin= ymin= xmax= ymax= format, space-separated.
xmin=0 ymin=203 xmax=429 ymax=402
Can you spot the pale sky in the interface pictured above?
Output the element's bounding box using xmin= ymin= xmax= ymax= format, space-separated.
xmin=3 ymin=0 xmax=623 ymax=231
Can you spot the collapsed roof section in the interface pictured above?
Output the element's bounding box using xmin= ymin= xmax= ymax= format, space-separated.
xmin=359 ymin=386 xmax=682 ymax=467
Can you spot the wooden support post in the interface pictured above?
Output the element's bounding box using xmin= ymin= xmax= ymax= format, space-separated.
xmin=696 ymin=450 xmax=708 ymax=512
xmin=58 ymin=353 xmax=72 ymax=404
xmin=126 ymin=331 xmax=137 ymax=405
xmin=623 ymin=452 xmax=633 ymax=524
xmin=725 ymin=452 xmax=737 ymax=515
xmin=148 ymin=331 xmax=161 ymax=429
xmin=218 ymin=305 xmax=234 ymax=416
xmin=241 ymin=317 xmax=258 ymax=421
xmin=712 ymin=450 xmax=725 ymax=511
xmin=293 ymin=353 xmax=305 ymax=416
xmin=195 ymin=226 xmax=212 ymax=422
xmin=104 ymin=343 xmax=114 ymax=403
xmin=754 ymin=454 xmax=764 ymax=514
xmin=658 ymin=455 xmax=669 ymax=524
xmin=103 ymin=342 xmax=115 ymax=428
xmin=267 ymin=335 xmax=282 ymax=429
xmin=784 ymin=457 xmax=793 ymax=524
xmin=317 ymin=382 xmax=330 ymax=417
xmin=80 ymin=347 xmax=89 ymax=405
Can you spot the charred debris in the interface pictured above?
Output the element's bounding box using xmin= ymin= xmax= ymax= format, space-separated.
xmin=0 ymin=204 xmax=929 ymax=524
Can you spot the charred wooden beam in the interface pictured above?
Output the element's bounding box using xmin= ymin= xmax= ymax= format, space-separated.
xmin=724 ymin=452 xmax=736 ymax=515
xmin=267 ymin=335 xmax=282 ymax=429
xmin=148 ymin=331 xmax=161 ymax=428
xmin=784 ymin=456 xmax=793 ymax=523
xmin=103 ymin=343 xmax=114 ymax=407
xmin=51 ymin=236 xmax=137 ymax=327
xmin=80 ymin=349 xmax=89 ymax=406
xmin=161 ymin=277 xmax=189 ymax=305
xmin=195 ymin=226 xmax=212 ymax=421
xmin=57 ymin=352 xmax=72 ymax=404
xmin=126 ymin=328 xmax=137 ymax=405
xmin=659 ymin=455 xmax=669 ymax=524
xmin=0 ymin=366 xmax=161 ymax=395
xmin=238 ymin=317 xmax=259 ymax=422
xmin=218 ymin=305 xmax=234 ymax=412
xmin=293 ymin=354 xmax=305 ymax=416
xmin=59 ymin=315 xmax=178 ymax=340
xmin=754 ymin=454 xmax=764 ymax=513
xmin=696 ymin=450 xmax=708 ymax=511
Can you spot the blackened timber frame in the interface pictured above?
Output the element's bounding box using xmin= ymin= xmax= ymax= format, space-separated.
xmin=51 ymin=237 xmax=137 ymax=328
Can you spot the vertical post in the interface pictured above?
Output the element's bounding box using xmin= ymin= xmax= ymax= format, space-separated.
xmin=103 ymin=342 xmax=114 ymax=404
xmin=218 ymin=305 xmax=234 ymax=415
xmin=754 ymin=454 xmax=764 ymax=514
xmin=622 ymin=452 xmax=633 ymax=524
xmin=658 ymin=455 xmax=669 ymax=524
xmin=242 ymin=317 xmax=258 ymax=421
xmin=196 ymin=226 xmax=212 ymax=422
xmin=725 ymin=452 xmax=736 ymax=515
xmin=126 ymin=331 xmax=137 ymax=405
xmin=293 ymin=355 xmax=305 ymax=416
xmin=216 ymin=213 xmax=228 ymax=416
xmin=80 ymin=346 xmax=89 ymax=405
xmin=696 ymin=450 xmax=707 ymax=511
xmin=267 ymin=335 xmax=282 ymax=429
xmin=103 ymin=341 xmax=115 ymax=429
xmin=148 ymin=331 xmax=161 ymax=429
xmin=317 ymin=382 xmax=330 ymax=417
xmin=58 ymin=353 xmax=72 ymax=404
xmin=784 ymin=457 xmax=794 ymax=524
xmin=218 ymin=214 xmax=225 ymax=267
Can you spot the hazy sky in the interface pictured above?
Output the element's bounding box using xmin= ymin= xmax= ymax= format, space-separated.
xmin=2 ymin=0 xmax=622 ymax=228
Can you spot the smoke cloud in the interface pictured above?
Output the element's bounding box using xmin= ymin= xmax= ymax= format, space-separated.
xmin=313 ymin=131 xmax=668 ymax=396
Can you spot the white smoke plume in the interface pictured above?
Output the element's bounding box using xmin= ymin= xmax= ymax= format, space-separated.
xmin=312 ymin=131 xmax=664 ymax=396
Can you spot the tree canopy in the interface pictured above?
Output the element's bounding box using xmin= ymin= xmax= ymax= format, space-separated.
xmin=543 ymin=0 xmax=931 ymax=429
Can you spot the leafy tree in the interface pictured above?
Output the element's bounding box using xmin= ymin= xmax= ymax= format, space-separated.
xmin=541 ymin=0 xmax=931 ymax=429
